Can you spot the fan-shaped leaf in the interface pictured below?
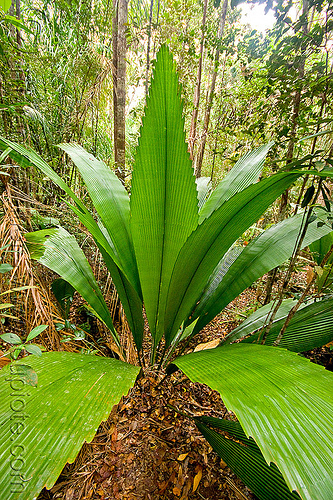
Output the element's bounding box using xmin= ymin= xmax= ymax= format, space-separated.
xmin=59 ymin=144 xmax=140 ymax=294
xmin=25 ymin=227 xmax=120 ymax=349
xmin=0 ymin=353 xmax=139 ymax=500
xmin=172 ymin=344 xmax=333 ymax=500
xmin=164 ymin=172 xmax=302 ymax=345
xmin=199 ymin=142 xmax=273 ymax=222
xmin=0 ymin=138 xmax=129 ymax=282
xmin=190 ymin=210 xmax=333 ymax=336
xmin=237 ymin=295 xmax=333 ymax=352
xmin=196 ymin=419 xmax=301 ymax=500
xmin=130 ymin=46 xmax=198 ymax=347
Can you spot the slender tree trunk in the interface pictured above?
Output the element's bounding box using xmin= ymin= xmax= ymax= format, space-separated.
xmin=188 ymin=0 xmax=208 ymax=161
xmin=195 ymin=0 xmax=228 ymax=178
xmin=112 ymin=0 xmax=128 ymax=182
xmin=294 ymin=5 xmax=332 ymax=214
xmin=278 ymin=0 xmax=309 ymax=218
xmin=210 ymin=52 xmax=227 ymax=180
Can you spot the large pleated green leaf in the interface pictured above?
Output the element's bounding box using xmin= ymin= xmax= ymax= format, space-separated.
xmin=222 ymin=298 xmax=304 ymax=344
xmin=59 ymin=143 xmax=140 ymax=294
xmin=130 ymin=46 xmax=198 ymax=345
xmin=164 ymin=172 xmax=302 ymax=345
xmin=237 ymin=295 xmax=333 ymax=351
xmin=172 ymin=344 xmax=333 ymax=500
xmin=0 ymin=138 xmax=126 ymax=276
xmin=0 ymin=352 xmax=139 ymax=500
xmin=25 ymin=227 xmax=120 ymax=348
xmin=96 ymin=238 xmax=144 ymax=352
xmin=195 ymin=419 xmax=301 ymax=500
xmin=199 ymin=142 xmax=273 ymax=223
xmin=195 ymin=415 xmax=261 ymax=454
xmin=0 ymin=138 xmax=144 ymax=346
xmin=190 ymin=211 xmax=333 ymax=335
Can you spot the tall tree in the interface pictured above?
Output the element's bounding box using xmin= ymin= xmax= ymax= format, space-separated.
xmin=112 ymin=0 xmax=128 ymax=182
xmin=278 ymin=0 xmax=309 ymax=218
xmin=188 ymin=0 xmax=208 ymax=161
xmin=195 ymin=0 xmax=228 ymax=177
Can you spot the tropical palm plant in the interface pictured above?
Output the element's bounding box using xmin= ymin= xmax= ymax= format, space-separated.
xmin=1 ymin=46 xmax=333 ymax=500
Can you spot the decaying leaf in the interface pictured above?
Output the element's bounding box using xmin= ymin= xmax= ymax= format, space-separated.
xmin=194 ymin=339 xmax=221 ymax=352
xmin=193 ymin=467 xmax=202 ymax=492
xmin=0 ymin=351 xmax=10 ymax=368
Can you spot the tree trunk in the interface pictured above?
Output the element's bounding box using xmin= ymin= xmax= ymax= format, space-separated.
xmin=278 ymin=0 xmax=309 ymax=218
xmin=112 ymin=0 xmax=128 ymax=182
xmin=188 ymin=0 xmax=208 ymax=161
xmin=194 ymin=0 xmax=228 ymax=178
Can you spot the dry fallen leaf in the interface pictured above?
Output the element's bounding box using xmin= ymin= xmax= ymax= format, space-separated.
xmin=0 ymin=352 xmax=10 ymax=368
xmin=193 ymin=468 xmax=202 ymax=492
xmin=306 ymin=265 xmax=315 ymax=284
xmin=173 ymin=485 xmax=182 ymax=496
xmin=177 ymin=453 xmax=189 ymax=461
xmin=194 ymin=339 xmax=220 ymax=352
xmin=65 ymin=489 xmax=74 ymax=500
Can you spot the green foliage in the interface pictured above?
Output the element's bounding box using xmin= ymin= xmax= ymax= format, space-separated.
xmin=309 ymin=231 xmax=333 ymax=292
xmin=0 ymin=0 xmax=11 ymax=12
xmin=195 ymin=417 xmax=301 ymax=500
xmin=0 ymin=352 xmax=140 ymax=499
xmin=51 ymin=278 xmax=75 ymax=319
xmin=223 ymin=295 xmax=333 ymax=352
xmin=1 ymin=47 xmax=333 ymax=500
xmin=0 ymin=324 xmax=47 ymax=359
xmin=173 ymin=344 xmax=333 ymax=500
xmin=189 ymin=208 xmax=333 ymax=337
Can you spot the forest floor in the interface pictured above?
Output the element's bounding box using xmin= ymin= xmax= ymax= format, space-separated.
xmin=35 ymin=272 xmax=333 ymax=500
xmin=37 ymin=290 xmax=259 ymax=500
xmin=2 ymin=268 xmax=332 ymax=500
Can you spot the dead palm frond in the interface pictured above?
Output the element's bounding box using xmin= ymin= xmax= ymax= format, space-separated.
xmin=0 ymin=185 xmax=60 ymax=349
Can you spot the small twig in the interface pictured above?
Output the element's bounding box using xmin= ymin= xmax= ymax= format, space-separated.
xmin=259 ymin=179 xmax=322 ymax=344
xmin=224 ymin=477 xmax=249 ymax=500
xmin=274 ymin=242 xmax=333 ymax=346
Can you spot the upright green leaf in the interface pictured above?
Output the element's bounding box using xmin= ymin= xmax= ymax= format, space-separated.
xmin=0 ymin=353 xmax=139 ymax=500
xmin=97 ymin=242 xmax=144 ymax=352
xmin=0 ymin=138 xmax=131 ymax=284
xmin=199 ymin=143 xmax=273 ymax=223
xmin=164 ymin=172 xmax=302 ymax=345
xmin=1 ymin=139 xmax=144 ymax=350
xmin=130 ymin=46 xmax=198 ymax=345
xmin=25 ymin=227 xmax=120 ymax=348
xmin=172 ymin=344 xmax=333 ymax=500
xmin=59 ymin=144 xmax=140 ymax=293
xmin=190 ymin=211 xmax=333 ymax=335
